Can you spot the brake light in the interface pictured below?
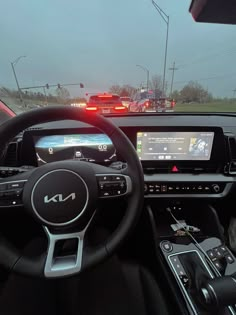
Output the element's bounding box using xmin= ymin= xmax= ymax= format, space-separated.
xmin=145 ymin=101 xmax=150 ymax=107
xmin=98 ymin=94 xmax=113 ymax=98
xmin=114 ymin=105 xmax=127 ymax=111
xmin=85 ymin=106 xmax=98 ymax=112
xmin=171 ymin=101 xmax=176 ymax=107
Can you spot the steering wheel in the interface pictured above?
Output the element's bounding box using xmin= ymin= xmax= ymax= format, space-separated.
xmin=0 ymin=107 xmax=144 ymax=278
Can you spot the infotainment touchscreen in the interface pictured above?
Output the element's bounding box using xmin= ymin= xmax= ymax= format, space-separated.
xmin=137 ymin=132 xmax=214 ymax=161
xmin=34 ymin=134 xmax=116 ymax=166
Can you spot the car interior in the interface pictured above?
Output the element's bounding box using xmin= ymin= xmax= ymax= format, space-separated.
xmin=1 ymin=1 xmax=236 ymax=315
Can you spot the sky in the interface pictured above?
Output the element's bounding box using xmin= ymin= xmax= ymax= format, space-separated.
xmin=0 ymin=0 xmax=236 ymax=98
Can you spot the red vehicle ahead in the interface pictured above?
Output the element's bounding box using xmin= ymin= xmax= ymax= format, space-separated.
xmin=86 ymin=94 xmax=128 ymax=114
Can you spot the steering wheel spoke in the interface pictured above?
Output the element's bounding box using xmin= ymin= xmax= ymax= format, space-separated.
xmin=0 ymin=171 xmax=33 ymax=208
xmin=43 ymin=228 xmax=85 ymax=278
xmin=43 ymin=211 xmax=96 ymax=278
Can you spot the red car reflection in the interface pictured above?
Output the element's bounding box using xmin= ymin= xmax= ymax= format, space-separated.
xmin=0 ymin=100 xmax=16 ymax=123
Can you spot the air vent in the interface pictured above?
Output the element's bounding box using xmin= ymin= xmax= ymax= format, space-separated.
xmin=179 ymin=165 xmax=219 ymax=174
xmin=228 ymin=137 xmax=236 ymax=161
xmin=228 ymin=162 xmax=236 ymax=175
xmin=3 ymin=142 xmax=18 ymax=166
xmin=223 ymin=135 xmax=236 ymax=175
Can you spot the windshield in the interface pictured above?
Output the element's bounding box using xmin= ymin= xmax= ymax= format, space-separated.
xmin=1 ymin=1 xmax=235 ymax=115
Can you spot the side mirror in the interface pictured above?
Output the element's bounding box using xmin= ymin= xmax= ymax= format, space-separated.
xmin=189 ymin=0 xmax=236 ymax=24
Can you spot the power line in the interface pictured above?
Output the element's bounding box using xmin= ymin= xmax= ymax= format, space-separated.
xmin=177 ymin=47 xmax=236 ymax=69
xmin=174 ymin=72 xmax=236 ymax=85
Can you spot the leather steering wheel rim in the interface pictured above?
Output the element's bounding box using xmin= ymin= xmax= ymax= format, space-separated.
xmin=0 ymin=106 xmax=144 ymax=277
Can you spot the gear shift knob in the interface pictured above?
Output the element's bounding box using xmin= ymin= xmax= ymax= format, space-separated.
xmin=201 ymin=275 xmax=236 ymax=308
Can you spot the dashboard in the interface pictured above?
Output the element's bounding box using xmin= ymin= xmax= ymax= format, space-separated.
xmin=5 ymin=113 xmax=236 ymax=200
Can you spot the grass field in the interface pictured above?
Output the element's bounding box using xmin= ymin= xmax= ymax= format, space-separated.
xmin=174 ymin=101 xmax=236 ymax=112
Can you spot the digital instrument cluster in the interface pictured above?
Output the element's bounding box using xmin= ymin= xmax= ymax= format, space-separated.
xmin=33 ymin=134 xmax=116 ymax=165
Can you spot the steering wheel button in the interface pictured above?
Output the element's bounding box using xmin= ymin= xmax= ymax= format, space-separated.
xmin=101 ymin=191 xmax=112 ymax=197
xmin=7 ymin=182 xmax=24 ymax=189
xmin=98 ymin=176 xmax=111 ymax=181
xmin=99 ymin=183 xmax=104 ymax=190
xmin=112 ymin=176 xmax=122 ymax=181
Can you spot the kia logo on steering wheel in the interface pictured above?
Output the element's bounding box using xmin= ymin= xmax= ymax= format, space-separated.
xmin=44 ymin=193 xmax=76 ymax=204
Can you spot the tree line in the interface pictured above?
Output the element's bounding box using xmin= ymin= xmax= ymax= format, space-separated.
xmin=109 ymin=78 xmax=213 ymax=103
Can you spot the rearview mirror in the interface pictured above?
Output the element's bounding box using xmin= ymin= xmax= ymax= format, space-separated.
xmin=189 ymin=0 xmax=236 ymax=24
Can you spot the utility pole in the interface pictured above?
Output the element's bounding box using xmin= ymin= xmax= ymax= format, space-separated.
xmin=151 ymin=0 xmax=169 ymax=97
xmin=169 ymin=61 xmax=178 ymax=96
xmin=11 ymin=55 xmax=26 ymax=106
xmin=233 ymin=89 xmax=236 ymax=98
xmin=43 ymin=87 xmax=48 ymax=105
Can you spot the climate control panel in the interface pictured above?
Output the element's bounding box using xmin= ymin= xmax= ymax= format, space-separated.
xmin=144 ymin=182 xmax=226 ymax=195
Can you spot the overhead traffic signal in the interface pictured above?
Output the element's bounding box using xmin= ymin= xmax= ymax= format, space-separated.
xmin=45 ymin=83 xmax=49 ymax=89
xmin=57 ymin=83 xmax=61 ymax=89
xmin=80 ymin=83 xmax=84 ymax=88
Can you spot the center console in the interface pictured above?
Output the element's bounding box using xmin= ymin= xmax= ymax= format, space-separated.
xmin=148 ymin=203 xmax=236 ymax=315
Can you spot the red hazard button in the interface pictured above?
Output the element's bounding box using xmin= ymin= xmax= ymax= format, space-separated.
xmin=172 ymin=165 xmax=179 ymax=172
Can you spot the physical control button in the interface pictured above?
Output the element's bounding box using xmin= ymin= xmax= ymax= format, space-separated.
xmin=168 ymin=185 xmax=174 ymax=192
xmin=161 ymin=241 xmax=173 ymax=253
xmin=100 ymin=191 xmax=113 ymax=197
xmin=7 ymin=182 xmax=25 ymax=189
xmin=225 ymin=254 xmax=234 ymax=264
xmin=180 ymin=275 xmax=189 ymax=288
xmin=98 ymin=176 xmax=111 ymax=181
xmin=213 ymin=248 xmax=223 ymax=259
xmin=213 ymin=260 xmax=224 ymax=272
xmin=161 ymin=185 xmax=167 ymax=192
xmin=212 ymin=184 xmax=220 ymax=193
xmin=219 ymin=245 xmax=228 ymax=255
xmin=97 ymin=175 xmax=127 ymax=197
xmin=207 ymin=250 xmax=216 ymax=260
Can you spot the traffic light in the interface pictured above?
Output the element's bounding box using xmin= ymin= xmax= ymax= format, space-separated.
xmin=46 ymin=83 xmax=49 ymax=89
xmin=80 ymin=83 xmax=84 ymax=88
xmin=57 ymin=83 xmax=61 ymax=89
